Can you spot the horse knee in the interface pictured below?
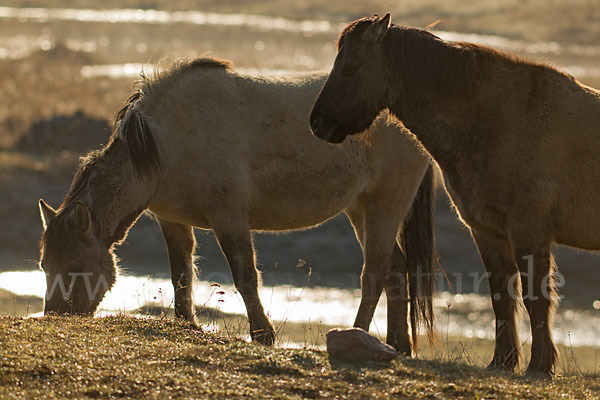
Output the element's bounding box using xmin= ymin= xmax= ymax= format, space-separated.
xmin=361 ymin=265 xmax=390 ymax=294
xmin=232 ymin=265 xmax=260 ymax=292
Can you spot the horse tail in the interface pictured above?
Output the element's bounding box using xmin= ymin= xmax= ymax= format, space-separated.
xmin=113 ymin=91 xmax=161 ymax=177
xmin=401 ymin=163 xmax=438 ymax=351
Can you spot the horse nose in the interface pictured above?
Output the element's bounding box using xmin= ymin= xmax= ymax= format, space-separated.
xmin=310 ymin=115 xmax=322 ymax=134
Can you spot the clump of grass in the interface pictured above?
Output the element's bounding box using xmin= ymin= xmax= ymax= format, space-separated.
xmin=1 ymin=315 xmax=599 ymax=399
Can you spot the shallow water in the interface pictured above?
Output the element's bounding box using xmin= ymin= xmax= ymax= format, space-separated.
xmin=1 ymin=6 xmax=600 ymax=56
xmin=1 ymin=6 xmax=600 ymax=80
xmin=79 ymin=63 xmax=307 ymax=79
xmin=2 ymin=270 xmax=600 ymax=348
xmin=0 ymin=6 xmax=338 ymax=34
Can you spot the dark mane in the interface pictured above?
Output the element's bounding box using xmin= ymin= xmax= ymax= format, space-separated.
xmin=145 ymin=56 xmax=232 ymax=93
xmin=41 ymin=144 xmax=115 ymax=254
xmin=185 ymin=57 xmax=232 ymax=70
xmin=380 ymin=24 xmax=571 ymax=97
xmin=336 ymin=17 xmax=478 ymax=96
xmin=385 ymin=26 xmax=478 ymax=97
xmin=62 ymin=150 xmax=108 ymax=210
xmin=113 ymin=91 xmax=142 ymax=127
xmin=337 ymin=15 xmax=378 ymax=50
xmin=112 ymin=86 xmax=161 ymax=178
xmin=339 ymin=18 xmax=573 ymax=98
xmin=41 ymin=84 xmax=165 ymax=254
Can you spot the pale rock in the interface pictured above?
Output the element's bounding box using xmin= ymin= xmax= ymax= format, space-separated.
xmin=326 ymin=327 xmax=398 ymax=362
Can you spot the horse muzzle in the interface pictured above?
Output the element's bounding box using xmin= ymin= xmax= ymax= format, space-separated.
xmin=310 ymin=115 xmax=345 ymax=144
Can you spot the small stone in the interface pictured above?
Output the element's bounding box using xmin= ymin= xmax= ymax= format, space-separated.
xmin=326 ymin=327 xmax=398 ymax=362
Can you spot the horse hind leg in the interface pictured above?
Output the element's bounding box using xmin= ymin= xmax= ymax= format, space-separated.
xmin=347 ymin=202 xmax=402 ymax=340
xmin=158 ymin=218 xmax=197 ymax=324
xmin=347 ymin=204 xmax=410 ymax=354
xmin=385 ymin=244 xmax=411 ymax=355
xmin=512 ymin=235 xmax=558 ymax=378
xmin=472 ymin=229 xmax=521 ymax=372
xmin=213 ymin=222 xmax=275 ymax=346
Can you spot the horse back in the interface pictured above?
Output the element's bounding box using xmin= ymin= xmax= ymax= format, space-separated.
xmin=447 ymin=67 xmax=600 ymax=246
xmin=139 ymin=64 xmax=424 ymax=230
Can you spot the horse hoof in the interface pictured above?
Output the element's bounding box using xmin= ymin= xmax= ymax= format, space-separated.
xmin=525 ymin=368 xmax=554 ymax=380
xmin=485 ymin=359 xmax=517 ymax=373
xmin=251 ymin=327 xmax=275 ymax=346
xmin=174 ymin=314 xmax=201 ymax=329
xmin=388 ymin=342 xmax=412 ymax=357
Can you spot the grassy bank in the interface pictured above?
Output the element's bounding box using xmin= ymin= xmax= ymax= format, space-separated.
xmin=1 ymin=316 xmax=599 ymax=399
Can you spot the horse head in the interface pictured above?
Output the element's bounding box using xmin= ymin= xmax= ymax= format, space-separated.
xmin=310 ymin=14 xmax=392 ymax=143
xmin=38 ymin=199 xmax=116 ymax=315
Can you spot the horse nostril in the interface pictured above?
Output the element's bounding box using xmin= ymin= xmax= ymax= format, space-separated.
xmin=310 ymin=115 xmax=322 ymax=133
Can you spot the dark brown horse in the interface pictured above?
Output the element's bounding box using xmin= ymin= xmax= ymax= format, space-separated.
xmin=310 ymin=14 xmax=600 ymax=377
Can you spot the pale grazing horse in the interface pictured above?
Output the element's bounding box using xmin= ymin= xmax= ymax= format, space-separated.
xmin=38 ymin=57 xmax=436 ymax=352
xmin=310 ymin=14 xmax=600 ymax=376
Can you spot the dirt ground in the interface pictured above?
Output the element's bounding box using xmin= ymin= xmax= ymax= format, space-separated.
xmin=1 ymin=1 xmax=600 ymax=309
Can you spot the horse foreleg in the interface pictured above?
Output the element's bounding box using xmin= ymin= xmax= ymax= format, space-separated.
xmin=214 ymin=226 xmax=275 ymax=346
xmin=512 ymin=238 xmax=558 ymax=378
xmin=472 ymin=229 xmax=520 ymax=372
xmin=385 ymin=244 xmax=411 ymax=355
xmin=158 ymin=218 xmax=197 ymax=324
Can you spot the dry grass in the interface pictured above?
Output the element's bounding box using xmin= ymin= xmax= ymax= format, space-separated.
xmin=1 ymin=315 xmax=599 ymax=399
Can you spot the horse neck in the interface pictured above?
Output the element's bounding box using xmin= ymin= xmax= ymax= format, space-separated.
xmin=387 ymin=83 xmax=468 ymax=171
xmin=385 ymin=46 xmax=496 ymax=174
xmin=82 ymin=143 xmax=155 ymax=245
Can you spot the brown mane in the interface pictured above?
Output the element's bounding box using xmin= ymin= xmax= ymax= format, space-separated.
xmin=40 ymin=138 xmax=123 ymax=255
xmin=383 ymin=25 xmax=575 ymax=97
xmin=340 ymin=18 xmax=573 ymax=97
xmin=141 ymin=56 xmax=232 ymax=96
xmin=337 ymin=15 xmax=387 ymax=50
xmin=185 ymin=57 xmax=232 ymax=70
xmin=385 ymin=26 xmax=479 ymax=97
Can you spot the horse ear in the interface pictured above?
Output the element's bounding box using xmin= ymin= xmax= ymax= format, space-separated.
xmin=69 ymin=202 xmax=93 ymax=237
xmin=39 ymin=199 xmax=57 ymax=230
xmin=380 ymin=13 xmax=391 ymax=27
xmin=366 ymin=13 xmax=391 ymax=43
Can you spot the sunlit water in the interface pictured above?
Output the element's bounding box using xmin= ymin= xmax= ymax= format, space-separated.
xmin=1 ymin=6 xmax=600 ymax=79
xmin=0 ymin=6 xmax=338 ymax=34
xmin=2 ymin=6 xmax=600 ymax=56
xmin=79 ymin=64 xmax=307 ymax=79
xmin=2 ymin=270 xmax=600 ymax=348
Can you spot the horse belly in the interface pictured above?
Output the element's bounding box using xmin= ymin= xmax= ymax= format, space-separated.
xmin=553 ymin=205 xmax=600 ymax=250
xmin=247 ymin=173 xmax=366 ymax=231
xmin=550 ymin=166 xmax=600 ymax=249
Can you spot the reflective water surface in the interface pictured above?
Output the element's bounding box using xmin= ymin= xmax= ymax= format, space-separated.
xmin=2 ymin=270 xmax=599 ymax=348
xmin=1 ymin=6 xmax=600 ymax=79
